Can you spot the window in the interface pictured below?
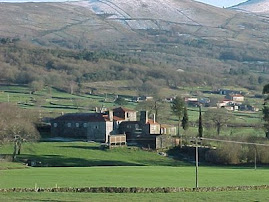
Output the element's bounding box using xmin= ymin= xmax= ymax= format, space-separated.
xmin=67 ymin=123 xmax=71 ymax=127
xmin=83 ymin=123 xmax=87 ymax=128
xmin=76 ymin=123 xmax=79 ymax=128
xmin=53 ymin=123 xmax=57 ymax=128
xmin=126 ymin=112 xmax=130 ymax=118
xmin=95 ymin=125 xmax=99 ymax=129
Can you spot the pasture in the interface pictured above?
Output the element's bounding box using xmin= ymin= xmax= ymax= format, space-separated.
xmin=0 ymin=142 xmax=268 ymax=201
xmin=0 ymin=166 xmax=268 ymax=189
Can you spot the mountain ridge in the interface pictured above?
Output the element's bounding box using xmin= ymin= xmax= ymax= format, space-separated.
xmin=232 ymin=0 xmax=269 ymax=13
xmin=0 ymin=0 xmax=268 ymax=93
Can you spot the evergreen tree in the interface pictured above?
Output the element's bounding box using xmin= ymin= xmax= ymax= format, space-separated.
xmin=198 ymin=105 xmax=203 ymax=138
xmin=182 ymin=107 xmax=189 ymax=131
xmin=263 ymin=84 xmax=269 ymax=138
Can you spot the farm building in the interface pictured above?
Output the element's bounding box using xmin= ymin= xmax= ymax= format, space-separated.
xmin=51 ymin=112 xmax=114 ymax=142
xmin=51 ymin=107 xmax=178 ymax=149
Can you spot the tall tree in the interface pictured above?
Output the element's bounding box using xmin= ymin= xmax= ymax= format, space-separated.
xmin=263 ymin=84 xmax=269 ymax=138
xmin=171 ymin=97 xmax=185 ymax=141
xmin=198 ymin=105 xmax=203 ymax=137
xmin=204 ymin=108 xmax=234 ymax=136
xmin=182 ymin=107 xmax=189 ymax=131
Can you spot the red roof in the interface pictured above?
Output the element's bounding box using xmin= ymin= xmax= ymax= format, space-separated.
xmin=231 ymin=94 xmax=244 ymax=97
xmin=53 ymin=113 xmax=111 ymax=122
xmin=113 ymin=116 xmax=125 ymax=121
xmin=146 ymin=119 xmax=160 ymax=125
xmin=113 ymin=107 xmax=136 ymax=112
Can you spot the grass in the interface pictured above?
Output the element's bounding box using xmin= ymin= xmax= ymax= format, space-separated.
xmin=0 ymin=85 xmax=137 ymax=114
xmin=0 ymin=166 xmax=269 ymax=189
xmin=0 ymin=161 xmax=27 ymax=170
xmin=0 ymin=142 xmax=268 ymax=201
xmin=0 ymin=190 xmax=269 ymax=202
xmin=0 ymin=142 xmax=186 ymax=167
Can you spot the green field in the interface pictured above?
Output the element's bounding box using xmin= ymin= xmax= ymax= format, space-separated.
xmin=0 ymin=166 xmax=268 ymax=189
xmin=0 ymin=142 xmax=185 ymax=167
xmin=1 ymin=142 xmax=269 ymax=201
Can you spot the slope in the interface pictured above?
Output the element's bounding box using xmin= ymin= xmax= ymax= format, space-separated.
xmin=232 ymin=0 xmax=269 ymax=14
xmin=0 ymin=0 xmax=268 ymax=93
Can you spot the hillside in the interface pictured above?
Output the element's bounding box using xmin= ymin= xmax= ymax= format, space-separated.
xmin=0 ymin=0 xmax=268 ymax=94
xmin=232 ymin=0 xmax=269 ymax=13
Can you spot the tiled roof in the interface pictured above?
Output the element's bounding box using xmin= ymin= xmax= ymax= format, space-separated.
xmin=146 ymin=119 xmax=160 ymax=125
xmin=113 ymin=116 xmax=125 ymax=121
xmin=52 ymin=113 xmax=110 ymax=122
xmin=231 ymin=94 xmax=244 ymax=97
xmin=113 ymin=107 xmax=136 ymax=112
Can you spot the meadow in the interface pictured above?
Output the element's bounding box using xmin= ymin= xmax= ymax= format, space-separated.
xmin=0 ymin=142 xmax=268 ymax=189
xmin=0 ymin=142 xmax=268 ymax=201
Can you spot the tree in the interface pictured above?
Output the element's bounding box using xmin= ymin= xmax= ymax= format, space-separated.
xmin=114 ymin=97 xmax=128 ymax=106
xmin=182 ymin=107 xmax=189 ymax=131
xmin=171 ymin=97 xmax=185 ymax=141
xmin=198 ymin=105 xmax=203 ymax=137
xmin=204 ymin=108 xmax=234 ymax=136
xmin=262 ymin=84 xmax=269 ymax=138
xmin=0 ymin=103 xmax=40 ymax=161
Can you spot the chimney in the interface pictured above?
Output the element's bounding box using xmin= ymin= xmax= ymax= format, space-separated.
xmin=153 ymin=113 xmax=156 ymax=123
xmin=140 ymin=111 xmax=148 ymax=124
xmin=109 ymin=110 xmax=113 ymax=122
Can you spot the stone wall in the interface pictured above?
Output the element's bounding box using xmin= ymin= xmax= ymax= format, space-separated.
xmin=0 ymin=185 xmax=268 ymax=193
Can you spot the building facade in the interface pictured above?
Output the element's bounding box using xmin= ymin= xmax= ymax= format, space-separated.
xmin=51 ymin=113 xmax=113 ymax=142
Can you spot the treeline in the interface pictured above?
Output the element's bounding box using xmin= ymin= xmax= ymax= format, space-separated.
xmin=0 ymin=40 xmax=268 ymax=95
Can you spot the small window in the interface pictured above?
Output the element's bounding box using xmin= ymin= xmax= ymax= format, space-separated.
xmin=53 ymin=123 xmax=57 ymax=128
xmin=76 ymin=123 xmax=79 ymax=128
xmin=83 ymin=123 xmax=87 ymax=128
xmin=67 ymin=123 xmax=71 ymax=127
xmin=126 ymin=112 xmax=130 ymax=118
xmin=95 ymin=125 xmax=98 ymax=129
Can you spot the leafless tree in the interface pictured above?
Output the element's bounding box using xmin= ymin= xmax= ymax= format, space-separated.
xmin=0 ymin=103 xmax=40 ymax=160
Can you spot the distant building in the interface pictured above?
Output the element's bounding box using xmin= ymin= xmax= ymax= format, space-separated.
xmin=229 ymin=94 xmax=244 ymax=102
xmin=113 ymin=107 xmax=137 ymax=122
xmin=51 ymin=112 xmax=114 ymax=142
xmin=218 ymin=89 xmax=243 ymax=96
xmin=51 ymin=107 xmax=178 ymax=149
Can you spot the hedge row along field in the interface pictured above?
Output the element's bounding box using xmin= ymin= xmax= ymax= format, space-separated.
xmin=1 ymin=185 xmax=268 ymax=193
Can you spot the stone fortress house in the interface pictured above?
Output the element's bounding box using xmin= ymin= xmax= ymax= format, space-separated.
xmin=51 ymin=107 xmax=177 ymax=149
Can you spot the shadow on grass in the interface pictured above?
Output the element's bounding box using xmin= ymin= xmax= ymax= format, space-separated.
xmin=59 ymin=145 xmax=101 ymax=150
xmin=17 ymin=154 xmax=144 ymax=167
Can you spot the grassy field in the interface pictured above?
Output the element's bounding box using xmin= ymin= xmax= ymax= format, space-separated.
xmin=0 ymin=166 xmax=268 ymax=189
xmin=0 ymin=142 xmax=268 ymax=189
xmin=0 ymin=190 xmax=269 ymax=202
xmin=0 ymin=142 xmax=185 ymax=167
xmin=0 ymin=142 xmax=268 ymax=201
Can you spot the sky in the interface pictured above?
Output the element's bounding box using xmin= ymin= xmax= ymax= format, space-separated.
xmin=0 ymin=0 xmax=248 ymax=8
xmin=194 ymin=0 xmax=249 ymax=8
xmin=0 ymin=0 xmax=80 ymax=2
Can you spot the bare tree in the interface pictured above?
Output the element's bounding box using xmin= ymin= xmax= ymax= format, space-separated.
xmin=204 ymin=108 xmax=234 ymax=136
xmin=0 ymin=103 xmax=40 ymax=161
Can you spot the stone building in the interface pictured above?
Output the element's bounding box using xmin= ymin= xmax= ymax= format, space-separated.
xmin=51 ymin=112 xmax=114 ymax=142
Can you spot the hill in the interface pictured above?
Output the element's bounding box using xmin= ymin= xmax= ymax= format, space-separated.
xmin=0 ymin=0 xmax=268 ymax=94
xmin=232 ymin=0 xmax=269 ymax=13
